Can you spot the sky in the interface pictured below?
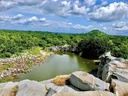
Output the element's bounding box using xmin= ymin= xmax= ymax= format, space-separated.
xmin=0 ymin=0 xmax=128 ymax=35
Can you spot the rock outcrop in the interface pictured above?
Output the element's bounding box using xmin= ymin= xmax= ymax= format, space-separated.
xmin=0 ymin=73 xmax=115 ymax=96
xmin=53 ymin=91 xmax=116 ymax=96
xmin=97 ymin=52 xmax=128 ymax=82
xmin=97 ymin=52 xmax=128 ymax=96
xmin=69 ymin=71 xmax=109 ymax=91
xmin=48 ymin=45 xmax=76 ymax=52
xmin=0 ymin=52 xmax=128 ymax=96
xmin=111 ymin=79 xmax=128 ymax=96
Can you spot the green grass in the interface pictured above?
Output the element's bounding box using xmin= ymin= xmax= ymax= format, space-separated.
xmin=28 ymin=47 xmax=42 ymax=55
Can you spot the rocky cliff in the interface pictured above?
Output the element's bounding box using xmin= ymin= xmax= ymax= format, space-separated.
xmin=0 ymin=52 xmax=128 ymax=96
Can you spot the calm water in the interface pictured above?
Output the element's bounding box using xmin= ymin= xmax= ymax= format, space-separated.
xmin=15 ymin=53 xmax=97 ymax=81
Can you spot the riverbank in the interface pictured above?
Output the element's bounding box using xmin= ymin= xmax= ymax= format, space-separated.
xmin=0 ymin=47 xmax=53 ymax=82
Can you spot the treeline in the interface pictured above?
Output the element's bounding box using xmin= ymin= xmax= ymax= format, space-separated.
xmin=0 ymin=30 xmax=85 ymax=58
xmin=0 ymin=29 xmax=128 ymax=59
xmin=77 ymin=30 xmax=128 ymax=59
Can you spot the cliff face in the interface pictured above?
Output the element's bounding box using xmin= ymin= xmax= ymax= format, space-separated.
xmin=0 ymin=52 xmax=128 ymax=96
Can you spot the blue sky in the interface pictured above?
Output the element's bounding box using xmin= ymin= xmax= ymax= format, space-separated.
xmin=0 ymin=0 xmax=128 ymax=35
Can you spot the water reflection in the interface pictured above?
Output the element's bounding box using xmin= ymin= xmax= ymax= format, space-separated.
xmin=15 ymin=53 xmax=98 ymax=81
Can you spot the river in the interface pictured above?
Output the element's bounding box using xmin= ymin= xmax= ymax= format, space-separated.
xmin=15 ymin=53 xmax=98 ymax=81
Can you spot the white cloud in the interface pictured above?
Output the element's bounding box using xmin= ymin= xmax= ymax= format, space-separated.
xmin=0 ymin=14 xmax=46 ymax=25
xmin=101 ymin=0 xmax=108 ymax=5
xmin=71 ymin=4 xmax=89 ymax=15
xmin=0 ymin=1 xmax=17 ymax=11
xmin=0 ymin=14 xmax=23 ymax=22
xmin=13 ymin=16 xmax=46 ymax=24
xmin=44 ymin=20 xmax=93 ymax=31
xmin=52 ymin=0 xmax=58 ymax=2
xmin=88 ymin=2 xmax=128 ymax=22
xmin=113 ymin=21 xmax=128 ymax=31
xmin=0 ymin=0 xmax=91 ymax=17
xmin=39 ymin=0 xmax=90 ymax=17
xmin=12 ymin=14 xmax=23 ymax=20
xmin=73 ymin=24 xmax=93 ymax=29
xmin=17 ymin=0 xmax=42 ymax=5
xmin=84 ymin=0 xmax=96 ymax=6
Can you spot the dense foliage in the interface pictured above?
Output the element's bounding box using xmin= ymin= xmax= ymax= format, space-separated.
xmin=77 ymin=30 xmax=128 ymax=59
xmin=0 ymin=30 xmax=84 ymax=58
xmin=0 ymin=29 xmax=128 ymax=59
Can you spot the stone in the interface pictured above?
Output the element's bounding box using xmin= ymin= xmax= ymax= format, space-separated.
xmin=69 ymin=71 xmax=109 ymax=91
xmin=101 ymin=61 xmax=128 ymax=82
xmin=53 ymin=91 xmax=115 ymax=96
xmin=110 ymin=72 xmax=128 ymax=83
xmin=0 ymin=82 xmax=18 ymax=96
xmin=97 ymin=52 xmax=128 ymax=82
xmin=111 ymin=79 xmax=128 ymax=96
xmin=16 ymin=80 xmax=47 ymax=96
xmin=97 ymin=52 xmax=116 ymax=78
xmin=41 ymin=78 xmax=76 ymax=96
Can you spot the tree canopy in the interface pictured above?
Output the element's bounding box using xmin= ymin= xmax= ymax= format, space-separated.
xmin=0 ymin=29 xmax=128 ymax=59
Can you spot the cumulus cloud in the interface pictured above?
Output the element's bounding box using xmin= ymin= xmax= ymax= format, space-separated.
xmin=0 ymin=0 xmax=91 ymax=17
xmin=16 ymin=0 xmax=42 ymax=6
xmin=41 ymin=20 xmax=93 ymax=31
xmin=39 ymin=0 xmax=89 ymax=17
xmin=13 ymin=16 xmax=46 ymax=24
xmin=113 ymin=21 xmax=128 ymax=31
xmin=71 ymin=4 xmax=89 ymax=15
xmin=12 ymin=14 xmax=23 ymax=20
xmin=88 ymin=2 xmax=128 ymax=22
xmin=84 ymin=0 xmax=96 ymax=6
xmin=101 ymin=0 xmax=108 ymax=5
xmin=0 ymin=14 xmax=23 ymax=22
xmin=0 ymin=14 xmax=46 ymax=25
xmin=0 ymin=1 xmax=17 ymax=11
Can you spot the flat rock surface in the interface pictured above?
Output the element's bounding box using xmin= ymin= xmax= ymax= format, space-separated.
xmin=0 ymin=82 xmax=18 ymax=96
xmin=69 ymin=71 xmax=109 ymax=91
xmin=53 ymin=91 xmax=115 ymax=96
xmin=16 ymin=80 xmax=47 ymax=96
xmin=111 ymin=79 xmax=128 ymax=96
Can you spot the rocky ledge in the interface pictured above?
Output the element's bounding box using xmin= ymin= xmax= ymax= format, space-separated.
xmin=0 ymin=52 xmax=128 ymax=96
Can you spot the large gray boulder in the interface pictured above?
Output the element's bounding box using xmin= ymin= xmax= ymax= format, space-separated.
xmin=53 ymin=91 xmax=115 ymax=96
xmin=97 ymin=52 xmax=128 ymax=83
xmin=16 ymin=80 xmax=47 ymax=96
xmin=41 ymin=78 xmax=76 ymax=96
xmin=102 ymin=60 xmax=128 ymax=82
xmin=69 ymin=71 xmax=109 ymax=91
xmin=0 ymin=82 xmax=18 ymax=96
xmin=111 ymin=79 xmax=128 ymax=96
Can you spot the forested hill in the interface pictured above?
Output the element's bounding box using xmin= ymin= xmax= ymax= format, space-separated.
xmin=0 ymin=29 xmax=128 ymax=59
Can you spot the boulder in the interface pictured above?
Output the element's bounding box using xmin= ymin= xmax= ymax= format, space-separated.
xmin=41 ymin=78 xmax=76 ymax=96
xmin=102 ymin=61 xmax=128 ymax=82
xmin=111 ymin=79 xmax=128 ymax=96
xmin=97 ymin=52 xmax=116 ymax=78
xmin=0 ymin=82 xmax=18 ymax=96
xmin=53 ymin=91 xmax=115 ymax=96
xmin=47 ymin=85 xmax=76 ymax=96
xmin=97 ymin=52 xmax=128 ymax=82
xmin=16 ymin=80 xmax=47 ymax=96
xmin=69 ymin=71 xmax=109 ymax=91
